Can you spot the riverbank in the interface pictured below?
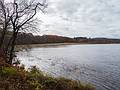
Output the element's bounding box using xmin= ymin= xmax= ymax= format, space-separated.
xmin=15 ymin=43 xmax=120 ymax=51
xmin=15 ymin=43 xmax=79 ymax=51
xmin=0 ymin=57 xmax=94 ymax=90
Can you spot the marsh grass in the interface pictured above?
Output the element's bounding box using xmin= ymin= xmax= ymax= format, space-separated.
xmin=0 ymin=62 xmax=94 ymax=90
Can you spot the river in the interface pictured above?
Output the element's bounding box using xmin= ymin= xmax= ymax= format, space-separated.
xmin=16 ymin=44 xmax=120 ymax=90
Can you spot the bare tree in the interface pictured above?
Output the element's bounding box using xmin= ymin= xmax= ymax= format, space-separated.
xmin=0 ymin=0 xmax=47 ymax=64
xmin=0 ymin=0 xmax=11 ymax=48
xmin=8 ymin=0 xmax=47 ymax=64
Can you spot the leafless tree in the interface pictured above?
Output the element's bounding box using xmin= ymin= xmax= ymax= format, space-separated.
xmin=0 ymin=0 xmax=47 ymax=64
xmin=0 ymin=0 xmax=11 ymax=48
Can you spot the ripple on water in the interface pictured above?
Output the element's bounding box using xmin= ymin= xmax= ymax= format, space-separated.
xmin=16 ymin=44 xmax=120 ymax=90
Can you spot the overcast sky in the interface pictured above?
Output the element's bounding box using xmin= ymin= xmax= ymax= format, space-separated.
xmin=5 ymin=0 xmax=120 ymax=38
xmin=36 ymin=0 xmax=120 ymax=38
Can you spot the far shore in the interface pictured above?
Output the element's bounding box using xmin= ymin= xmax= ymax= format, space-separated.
xmin=15 ymin=43 xmax=120 ymax=51
xmin=15 ymin=43 xmax=78 ymax=51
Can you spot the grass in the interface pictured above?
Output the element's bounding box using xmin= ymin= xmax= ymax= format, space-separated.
xmin=0 ymin=59 xmax=94 ymax=90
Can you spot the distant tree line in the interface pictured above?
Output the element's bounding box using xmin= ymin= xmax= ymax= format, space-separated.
xmin=2 ymin=32 xmax=120 ymax=45
xmin=16 ymin=34 xmax=75 ymax=44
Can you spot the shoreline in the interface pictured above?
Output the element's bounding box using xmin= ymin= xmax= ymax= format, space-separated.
xmin=15 ymin=43 xmax=120 ymax=49
xmin=0 ymin=58 xmax=94 ymax=90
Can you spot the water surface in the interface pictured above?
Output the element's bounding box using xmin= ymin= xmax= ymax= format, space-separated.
xmin=16 ymin=44 xmax=120 ymax=90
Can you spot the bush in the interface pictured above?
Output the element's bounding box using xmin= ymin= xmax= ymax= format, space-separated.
xmin=0 ymin=67 xmax=17 ymax=76
xmin=0 ymin=64 xmax=94 ymax=90
xmin=27 ymin=66 xmax=44 ymax=79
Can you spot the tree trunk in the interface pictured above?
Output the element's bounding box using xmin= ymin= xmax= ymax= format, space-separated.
xmin=8 ymin=30 xmax=18 ymax=64
xmin=0 ymin=26 xmax=7 ymax=48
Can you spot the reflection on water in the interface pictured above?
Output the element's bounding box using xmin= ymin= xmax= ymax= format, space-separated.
xmin=16 ymin=44 xmax=120 ymax=90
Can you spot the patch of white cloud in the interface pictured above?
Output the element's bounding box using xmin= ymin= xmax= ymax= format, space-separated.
xmin=37 ymin=0 xmax=120 ymax=38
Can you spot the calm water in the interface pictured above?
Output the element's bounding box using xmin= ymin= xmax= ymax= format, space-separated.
xmin=16 ymin=44 xmax=120 ymax=90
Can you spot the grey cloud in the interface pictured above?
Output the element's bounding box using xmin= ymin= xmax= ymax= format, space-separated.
xmin=39 ymin=0 xmax=120 ymax=38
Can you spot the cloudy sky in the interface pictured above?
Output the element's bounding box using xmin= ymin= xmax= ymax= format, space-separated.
xmin=36 ymin=0 xmax=120 ymax=38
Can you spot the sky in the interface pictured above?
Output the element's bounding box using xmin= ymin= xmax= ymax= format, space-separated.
xmin=4 ymin=0 xmax=120 ymax=38
xmin=36 ymin=0 xmax=120 ymax=38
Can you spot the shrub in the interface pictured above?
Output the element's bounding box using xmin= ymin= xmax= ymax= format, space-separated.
xmin=0 ymin=64 xmax=94 ymax=90
xmin=27 ymin=66 xmax=44 ymax=79
xmin=0 ymin=67 xmax=17 ymax=76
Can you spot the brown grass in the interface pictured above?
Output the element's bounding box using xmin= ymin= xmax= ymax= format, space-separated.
xmin=0 ymin=58 xmax=94 ymax=90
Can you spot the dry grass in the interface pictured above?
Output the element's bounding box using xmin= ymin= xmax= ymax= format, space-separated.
xmin=0 ymin=59 xmax=94 ymax=90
